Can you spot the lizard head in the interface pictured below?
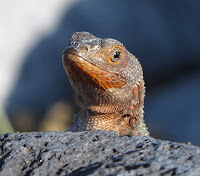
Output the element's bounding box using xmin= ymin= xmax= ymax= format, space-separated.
xmin=62 ymin=32 xmax=145 ymax=113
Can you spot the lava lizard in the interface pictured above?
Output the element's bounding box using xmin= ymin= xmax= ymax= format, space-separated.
xmin=62 ymin=32 xmax=149 ymax=136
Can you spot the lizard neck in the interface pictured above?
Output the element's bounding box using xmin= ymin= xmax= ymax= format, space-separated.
xmin=69 ymin=81 xmax=149 ymax=136
xmin=69 ymin=108 xmax=149 ymax=136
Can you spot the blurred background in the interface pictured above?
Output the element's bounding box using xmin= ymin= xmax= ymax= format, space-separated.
xmin=1 ymin=0 xmax=200 ymax=145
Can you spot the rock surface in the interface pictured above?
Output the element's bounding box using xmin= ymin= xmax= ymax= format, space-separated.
xmin=0 ymin=131 xmax=200 ymax=176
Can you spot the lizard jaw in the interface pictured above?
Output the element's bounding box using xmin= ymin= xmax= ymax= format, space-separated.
xmin=63 ymin=48 xmax=127 ymax=91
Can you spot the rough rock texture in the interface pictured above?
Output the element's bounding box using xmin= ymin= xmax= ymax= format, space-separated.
xmin=0 ymin=131 xmax=200 ymax=176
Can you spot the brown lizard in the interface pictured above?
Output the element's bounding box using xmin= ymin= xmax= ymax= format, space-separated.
xmin=62 ymin=32 xmax=149 ymax=136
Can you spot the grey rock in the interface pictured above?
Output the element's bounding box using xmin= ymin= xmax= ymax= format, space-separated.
xmin=0 ymin=131 xmax=200 ymax=176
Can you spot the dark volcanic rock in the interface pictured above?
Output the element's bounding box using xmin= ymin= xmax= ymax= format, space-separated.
xmin=0 ymin=131 xmax=200 ymax=176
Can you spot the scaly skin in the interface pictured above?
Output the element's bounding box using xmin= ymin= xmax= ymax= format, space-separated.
xmin=62 ymin=32 xmax=149 ymax=136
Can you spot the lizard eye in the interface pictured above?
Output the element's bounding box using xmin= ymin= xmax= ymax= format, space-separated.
xmin=111 ymin=50 xmax=121 ymax=62
xmin=107 ymin=47 xmax=123 ymax=65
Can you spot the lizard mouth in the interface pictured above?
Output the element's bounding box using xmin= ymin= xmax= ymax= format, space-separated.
xmin=63 ymin=48 xmax=127 ymax=90
xmin=62 ymin=47 xmax=80 ymax=56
